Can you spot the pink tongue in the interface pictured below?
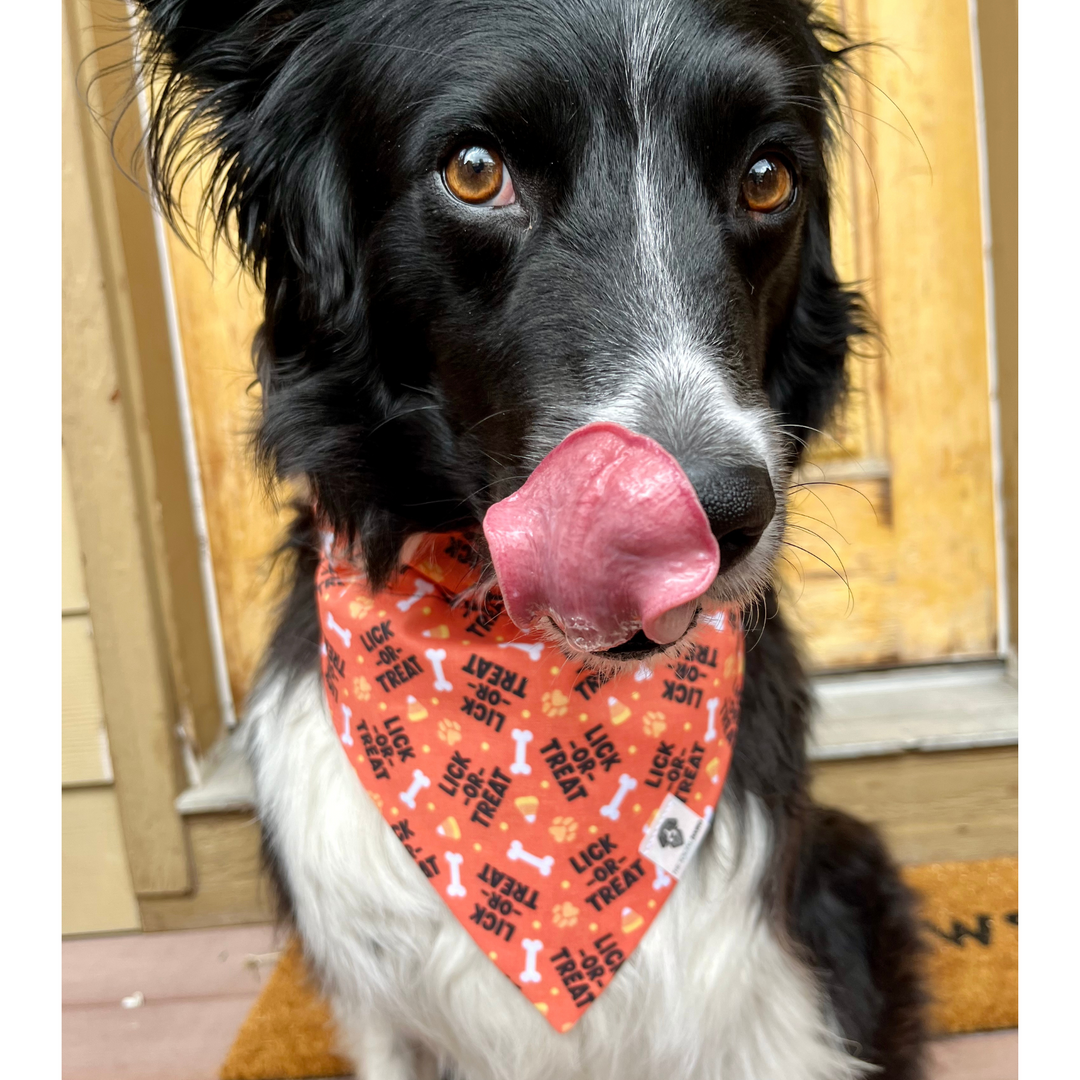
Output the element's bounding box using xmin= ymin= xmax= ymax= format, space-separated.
xmin=483 ymin=423 xmax=720 ymax=651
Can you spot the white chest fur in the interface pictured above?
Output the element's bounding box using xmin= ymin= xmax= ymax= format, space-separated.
xmin=244 ymin=673 xmax=864 ymax=1080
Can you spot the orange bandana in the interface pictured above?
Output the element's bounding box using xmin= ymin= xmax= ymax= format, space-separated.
xmin=316 ymin=532 xmax=743 ymax=1032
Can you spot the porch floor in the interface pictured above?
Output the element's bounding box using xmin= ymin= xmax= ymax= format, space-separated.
xmin=62 ymin=925 xmax=1018 ymax=1080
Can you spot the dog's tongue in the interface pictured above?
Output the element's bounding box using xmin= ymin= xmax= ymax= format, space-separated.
xmin=483 ymin=423 xmax=720 ymax=651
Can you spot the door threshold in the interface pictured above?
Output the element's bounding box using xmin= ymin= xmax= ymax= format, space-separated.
xmin=809 ymin=659 xmax=1017 ymax=761
xmin=175 ymin=734 xmax=255 ymax=815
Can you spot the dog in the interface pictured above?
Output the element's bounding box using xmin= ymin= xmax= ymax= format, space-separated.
xmin=134 ymin=1 xmax=926 ymax=1076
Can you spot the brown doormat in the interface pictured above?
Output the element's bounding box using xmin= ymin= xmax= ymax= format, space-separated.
xmin=221 ymin=856 xmax=1017 ymax=1080
xmin=904 ymin=856 xmax=1018 ymax=1035
xmin=221 ymin=940 xmax=352 ymax=1080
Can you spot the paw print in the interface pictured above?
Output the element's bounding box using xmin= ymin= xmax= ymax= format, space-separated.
xmin=552 ymin=901 xmax=579 ymax=929
xmin=548 ymin=816 xmax=578 ymax=844
xmin=642 ymin=710 xmax=667 ymax=738
xmin=438 ymin=718 xmax=463 ymax=746
xmin=367 ymin=790 xmax=384 ymax=810
xmin=353 ymin=676 xmax=372 ymax=701
xmin=541 ymin=689 xmax=570 ymax=717
xmin=414 ymin=558 xmax=445 ymax=582
xmin=349 ymin=596 xmax=374 ymax=621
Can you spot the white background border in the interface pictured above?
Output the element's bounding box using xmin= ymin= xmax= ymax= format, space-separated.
xmin=1018 ymin=0 xmax=1075 ymax=1073
xmin=0 ymin=0 xmax=1059 ymax=1075
xmin=2 ymin=3 xmax=61 ymax=1074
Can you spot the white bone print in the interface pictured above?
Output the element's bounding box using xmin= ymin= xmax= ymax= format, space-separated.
xmin=339 ymin=704 xmax=354 ymax=747
xmin=425 ymin=648 xmax=453 ymax=692
xmin=399 ymin=768 xmax=431 ymax=809
xmin=520 ymin=938 xmax=543 ymax=983
xmin=397 ymin=577 xmax=435 ymax=612
xmin=599 ymin=773 xmax=638 ymax=821
xmin=700 ymin=610 xmax=726 ymax=631
xmin=325 ymin=611 xmax=352 ymax=649
xmin=506 ymin=839 xmax=554 ymax=877
xmin=498 ymin=641 xmax=545 ymax=662
xmin=633 ymin=663 xmax=654 ymax=682
xmin=652 ymin=862 xmax=673 ymax=890
xmin=509 ymin=729 xmax=533 ymax=775
xmin=705 ymin=697 xmax=721 ymax=743
xmin=444 ymin=851 xmax=466 ymax=898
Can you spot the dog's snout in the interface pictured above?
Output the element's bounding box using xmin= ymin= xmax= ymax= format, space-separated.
xmin=689 ymin=464 xmax=776 ymax=570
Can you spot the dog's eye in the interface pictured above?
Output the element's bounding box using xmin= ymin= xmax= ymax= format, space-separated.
xmin=443 ymin=146 xmax=516 ymax=206
xmin=742 ymin=155 xmax=795 ymax=214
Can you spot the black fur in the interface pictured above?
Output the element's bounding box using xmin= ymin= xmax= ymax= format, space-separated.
xmin=132 ymin=0 xmax=925 ymax=1073
xmin=262 ymin=504 xmax=323 ymax=681
xmin=727 ymin=595 xmax=927 ymax=1078
xmin=790 ymin=807 xmax=928 ymax=1079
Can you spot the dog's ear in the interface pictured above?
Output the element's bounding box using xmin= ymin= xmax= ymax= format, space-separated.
xmin=134 ymin=1 xmax=424 ymax=580
xmin=763 ymin=16 xmax=874 ymax=463
xmin=136 ymin=1 xmax=279 ymax=65
xmin=134 ymin=0 xmax=356 ymax=318
xmin=764 ymin=179 xmax=870 ymax=464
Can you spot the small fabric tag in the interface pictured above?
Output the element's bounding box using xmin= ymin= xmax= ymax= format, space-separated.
xmin=639 ymin=793 xmax=710 ymax=880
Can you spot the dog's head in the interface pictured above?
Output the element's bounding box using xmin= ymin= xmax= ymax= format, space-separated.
xmin=138 ymin=0 xmax=864 ymax=661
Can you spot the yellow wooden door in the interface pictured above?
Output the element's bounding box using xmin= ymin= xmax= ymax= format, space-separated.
xmin=774 ymin=0 xmax=1000 ymax=669
xmin=160 ymin=0 xmax=1001 ymax=713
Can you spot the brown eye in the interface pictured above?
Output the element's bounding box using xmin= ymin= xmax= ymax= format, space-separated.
xmin=444 ymin=145 xmax=506 ymax=204
xmin=742 ymin=155 xmax=794 ymax=213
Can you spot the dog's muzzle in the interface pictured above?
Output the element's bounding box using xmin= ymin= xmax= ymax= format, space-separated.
xmin=483 ymin=422 xmax=721 ymax=652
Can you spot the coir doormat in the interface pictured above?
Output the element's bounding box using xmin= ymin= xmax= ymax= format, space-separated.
xmin=220 ymin=856 xmax=1018 ymax=1080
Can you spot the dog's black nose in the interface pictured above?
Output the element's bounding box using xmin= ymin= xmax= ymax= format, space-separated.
xmin=689 ymin=464 xmax=776 ymax=570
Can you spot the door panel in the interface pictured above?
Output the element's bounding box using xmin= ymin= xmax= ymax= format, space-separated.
xmin=777 ymin=0 xmax=998 ymax=669
xmin=161 ymin=0 xmax=999 ymax=708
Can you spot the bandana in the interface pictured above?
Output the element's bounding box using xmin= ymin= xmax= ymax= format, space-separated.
xmin=316 ymin=532 xmax=743 ymax=1033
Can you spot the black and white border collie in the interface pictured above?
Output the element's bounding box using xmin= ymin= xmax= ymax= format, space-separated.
xmin=134 ymin=1 xmax=926 ymax=1076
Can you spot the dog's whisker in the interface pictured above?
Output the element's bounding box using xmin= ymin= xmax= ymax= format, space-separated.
xmin=789 ymin=480 xmax=880 ymax=521
xmin=399 ymin=382 xmax=440 ymax=398
xmin=777 ymin=428 xmax=811 ymax=451
xmin=783 ymin=524 xmax=850 ymax=583
xmin=776 ymin=422 xmax=860 ymax=462
xmin=776 ymin=553 xmax=807 ymax=602
xmin=781 ymin=539 xmax=853 ymax=600
xmin=786 ymin=482 xmax=842 ymax=532
xmin=855 ymin=70 xmax=934 ymax=180
xmin=782 ymin=532 xmax=850 ymax=587
xmin=787 ymin=510 xmax=850 ymax=545
xmin=362 ymin=404 xmax=443 ymax=441
xmin=461 ymin=407 xmax=526 ymax=437
xmin=452 ymin=474 xmax=533 ymax=510
xmin=473 ymin=448 xmax=519 ymax=475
